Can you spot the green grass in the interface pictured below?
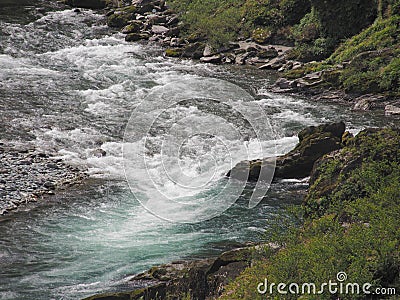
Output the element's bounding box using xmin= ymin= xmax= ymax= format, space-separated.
xmin=221 ymin=128 xmax=400 ymax=300
xmin=284 ymin=15 xmax=400 ymax=95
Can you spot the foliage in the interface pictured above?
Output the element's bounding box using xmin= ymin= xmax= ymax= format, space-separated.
xmin=286 ymin=15 xmax=400 ymax=94
xmin=168 ymin=0 xmax=311 ymax=48
xmin=310 ymin=0 xmax=377 ymax=42
xmin=221 ymin=129 xmax=400 ymax=300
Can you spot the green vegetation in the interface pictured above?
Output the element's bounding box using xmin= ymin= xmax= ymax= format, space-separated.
xmin=285 ymin=15 xmax=400 ymax=95
xmin=167 ymin=0 xmax=398 ymax=93
xmin=221 ymin=128 xmax=400 ymax=299
xmin=168 ymin=0 xmax=311 ymax=48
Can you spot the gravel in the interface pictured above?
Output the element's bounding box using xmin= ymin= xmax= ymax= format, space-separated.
xmin=0 ymin=143 xmax=87 ymax=215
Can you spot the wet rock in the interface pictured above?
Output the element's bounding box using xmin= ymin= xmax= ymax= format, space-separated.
xmin=121 ymin=21 xmax=143 ymax=34
xmin=83 ymin=245 xmax=268 ymax=300
xmin=354 ymin=98 xmax=373 ymax=110
xmin=125 ymin=32 xmax=150 ymax=42
xmin=181 ymin=42 xmax=205 ymax=59
xmin=227 ymin=122 xmax=346 ymax=181
xmin=165 ymin=47 xmax=183 ymax=57
xmin=90 ymin=149 xmax=107 ymax=157
xmin=151 ymin=25 xmax=169 ymax=35
xmin=274 ymin=77 xmax=296 ymax=90
xmin=107 ymin=6 xmax=137 ymax=28
xmin=200 ymin=54 xmax=222 ymax=64
xmin=385 ymin=104 xmax=400 ymax=116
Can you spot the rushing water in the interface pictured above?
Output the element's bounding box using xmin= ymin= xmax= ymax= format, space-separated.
xmin=0 ymin=1 xmax=390 ymax=299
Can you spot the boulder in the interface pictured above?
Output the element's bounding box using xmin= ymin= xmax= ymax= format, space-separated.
xmin=200 ymin=55 xmax=222 ymax=64
xmin=121 ymin=21 xmax=143 ymax=34
xmin=257 ymin=47 xmax=279 ymax=59
xmin=258 ymin=56 xmax=286 ymax=70
xmin=181 ymin=42 xmax=205 ymax=59
xmin=165 ymin=47 xmax=183 ymax=57
xmin=107 ymin=6 xmax=137 ymax=28
xmin=125 ymin=32 xmax=150 ymax=42
xmin=151 ymin=25 xmax=169 ymax=35
xmin=147 ymin=14 xmax=167 ymax=25
xmin=227 ymin=122 xmax=346 ymax=181
xmin=385 ymin=104 xmax=400 ymax=116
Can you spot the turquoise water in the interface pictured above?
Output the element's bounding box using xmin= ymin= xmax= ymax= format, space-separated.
xmin=0 ymin=1 xmax=389 ymax=299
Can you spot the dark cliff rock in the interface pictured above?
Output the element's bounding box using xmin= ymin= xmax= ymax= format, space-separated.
xmin=227 ymin=121 xmax=345 ymax=181
xmin=303 ymin=127 xmax=400 ymax=218
xmin=82 ymin=245 xmax=269 ymax=300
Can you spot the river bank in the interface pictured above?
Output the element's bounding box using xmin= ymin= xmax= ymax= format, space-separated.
xmin=68 ymin=0 xmax=400 ymax=117
xmin=0 ymin=143 xmax=86 ymax=215
xmin=1 ymin=1 xmax=398 ymax=299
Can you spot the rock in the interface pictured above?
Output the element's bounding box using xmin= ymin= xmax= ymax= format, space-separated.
xmin=151 ymin=25 xmax=169 ymax=35
xmin=259 ymin=56 xmax=286 ymax=70
xmin=274 ymin=77 xmax=296 ymax=90
xmin=227 ymin=122 xmax=346 ymax=181
xmin=167 ymin=15 xmax=179 ymax=26
xmin=200 ymin=55 xmax=222 ymax=64
xmin=121 ymin=21 xmax=143 ymax=34
xmin=107 ymin=6 xmax=137 ymax=28
xmin=385 ymin=104 xmax=400 ymax=116
xmin=147 ymin=14 xmax=167 ymax=25
xmin=62 ymin=0 xmax=106 ymax=9
xmin=90 ymin=149 xmax=107 ymax=157
xmin=203 ymin=44 xmax=213 ymax=57
xmin=83 ymin=245 xmax=268 ymax=300
xmin=354 ymin=98 xmax=373 ymax=111
xmin=181 ymin=42 xmax=205 ymax=59
xmin=165 ymin=47 xmax=183 ymax=57
xmin=222 ymin=53 xmax=235 ymax=64
xmin=257 ymin=47 xmax=278 ymax=59
xmin=165 ymin=26 xmax=180 ymax=37
xmin=169 ymin=37 xmax=182 ymax=47
xmin=235 ymin=53 xmax=250 ymax=65
xmin=125 ymin=32 xmax=150 ymax=42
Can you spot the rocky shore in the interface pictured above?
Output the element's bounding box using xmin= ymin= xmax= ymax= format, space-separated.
xmin=63 ymin=0 xmax=400 ymax=117
xmin=0 ymin=143 xmax=86 ymax=215
xmin=83 ymin=244 xmax=276 ymax=300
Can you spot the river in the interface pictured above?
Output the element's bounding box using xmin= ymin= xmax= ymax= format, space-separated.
xmin=0 ymin=1 xmax=388 ymax=299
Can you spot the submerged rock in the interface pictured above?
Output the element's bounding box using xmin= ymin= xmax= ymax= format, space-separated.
xmin=227 ymin=122 xmax=346 ymax=181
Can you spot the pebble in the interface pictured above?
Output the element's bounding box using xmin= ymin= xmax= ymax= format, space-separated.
xmin=0 ymin=145 xmax=87 ymax=215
